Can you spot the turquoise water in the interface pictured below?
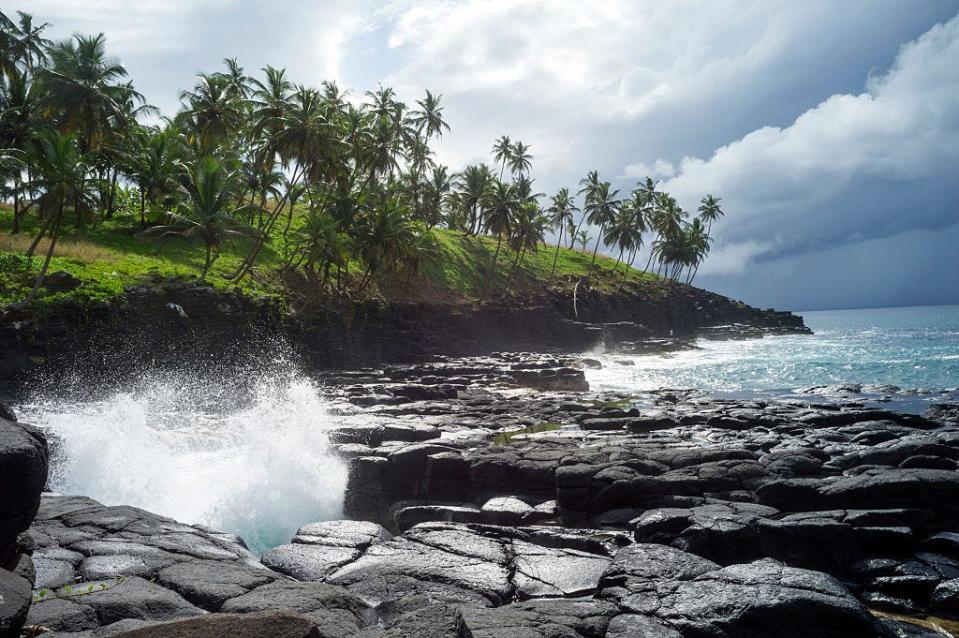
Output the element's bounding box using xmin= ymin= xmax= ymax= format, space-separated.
xmin=586 ymin=304 xmax=959 ymax=403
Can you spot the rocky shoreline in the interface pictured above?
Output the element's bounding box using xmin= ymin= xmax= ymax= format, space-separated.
xmin=0 ymin=278 xmax=807 ymax=395
xmin=3 ymin=351 xmax=959 ymax=637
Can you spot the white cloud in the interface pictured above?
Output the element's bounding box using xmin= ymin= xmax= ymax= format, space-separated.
xmin=621 ymin=160 xmax=675 ymax=180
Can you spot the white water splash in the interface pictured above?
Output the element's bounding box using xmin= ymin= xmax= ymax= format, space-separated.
xmin=17 ymin=368 xmax=346 ymax=555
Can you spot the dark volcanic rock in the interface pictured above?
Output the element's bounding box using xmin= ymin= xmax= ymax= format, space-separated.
xmin=0 ymin=568 xmax=32 ymax=638
xmin=219 ymin=581 xmax=371 ymax=634
xmin=597 ymin=545 xmax=878 ymax=637
xmin=156 ymin=559 xmax=277 ymax=610
xmin=109 ymin=610 xmax=325 ymax=638
xmin=0 ymin=418 xmax=48 ymax=568
xmin=66 ymin=576 xmax=205 ymax=625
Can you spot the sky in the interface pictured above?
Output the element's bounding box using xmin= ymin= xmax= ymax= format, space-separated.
xmin=13 ymin=0 xmax=959 ymax=311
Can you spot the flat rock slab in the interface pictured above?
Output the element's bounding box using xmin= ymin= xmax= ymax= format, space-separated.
xmin=108 ymin=610 xmax=325 ymax=638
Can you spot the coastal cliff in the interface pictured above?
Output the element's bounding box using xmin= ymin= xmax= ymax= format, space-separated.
xmin=0 ymin=277 xmax=806 ymax=394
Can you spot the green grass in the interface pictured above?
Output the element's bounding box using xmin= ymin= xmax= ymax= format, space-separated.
xmin=0 ymin=203 xmax=663 ymax=311
xmin=417 ymin=229 xmax=659 ymax=301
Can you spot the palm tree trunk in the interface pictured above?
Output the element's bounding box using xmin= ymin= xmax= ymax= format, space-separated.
xmin=586 ymin=222 xmax=605 ymax=284
xmin=483 ymin=235 xmax=503 ymax=298
xmin=230 ymin=164 xmax=302 ymax=281
xmin=28 ymin=205 xmax=63 ymax=299
xmin=26 ymin=214 xmax=54 ymax=258
xmin=550 ymin=226 xmax=564 ymax=276
xmin=199 ymin=243 xmax=213 ymax=282
xmin=12 ymin=186 xmax=20 ymax=234
xmin=572 ymin=214 xmax=586 ymax=249
xmin=105 ymin=169 xmax=118 ymax=220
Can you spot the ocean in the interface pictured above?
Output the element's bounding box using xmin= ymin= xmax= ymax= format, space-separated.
xmin=586 ymin=303 xmax=959 ymax=410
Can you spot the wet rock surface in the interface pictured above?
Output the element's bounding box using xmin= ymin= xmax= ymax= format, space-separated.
xmin=10 ymin=352 xmax=959 ymax=636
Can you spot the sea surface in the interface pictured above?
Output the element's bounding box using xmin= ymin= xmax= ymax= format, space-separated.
xmin=586 ymin=304 xmax=959 ymax=411
xmin=13 ymin=303 xmax=959 ymax=553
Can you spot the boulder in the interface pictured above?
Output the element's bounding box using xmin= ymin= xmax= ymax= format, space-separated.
xmin=0 ymin=418 xmax=48 ymax=568
xmin=598 ymin=544 xmax=878 ymax=637
xmin=0 ymin=568 xmax=32 ymax=638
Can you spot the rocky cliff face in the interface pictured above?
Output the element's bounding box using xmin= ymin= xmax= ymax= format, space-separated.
xmin=0 ymin=277 xmax=807 ymax=395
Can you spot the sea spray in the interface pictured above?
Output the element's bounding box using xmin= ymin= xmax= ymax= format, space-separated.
xmin=17 ymin=360 xmax=346 ymax=556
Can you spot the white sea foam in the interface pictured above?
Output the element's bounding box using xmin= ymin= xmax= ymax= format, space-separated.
xmin=18 ymin=366 xmax=346 ymax=555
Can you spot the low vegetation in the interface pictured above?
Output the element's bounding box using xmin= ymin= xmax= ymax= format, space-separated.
xmin=0 ymin=9 xmax=726 ymax=311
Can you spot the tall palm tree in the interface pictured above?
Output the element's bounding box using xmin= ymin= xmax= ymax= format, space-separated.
xmin=410 ymin=90 xmax=450 ymax=140
xmin=573 ymin=169 xmax=600 ymax=244
xmin=684 ymin=217 xmax=712 ymax=284
xmin=0 ymin=64 xmax=43 ymax=232
xmin=3 ymin=11 xmax=50 ymax=73
xmin=127 ymin=124 xmax=185 ymax=225
xmin=24 ymin=130 xmax=94 ymax=295
xmin=41 ymin=33 xmax=144 ymax=153
xmin=178 ymin=72 xmax=245 ymax=154
xmin=604 ymin=202 xmax=643 ymax=272
xmin=455 ymin=163 xmax=491 ymax=235
xmin=546 ymin=187 xmax=577 ymax=275
xmin=145 ymin=156 xmax=254 ymax=281
xmin=508 ymin=140 xmax=532 ymax=177
xmin=421 ymin=165 xmax=452 ymax=229
xmin=509 ymin=201 xmax=547 ymax=274
xmin=491 ymin=135 xmax=512 ymax=180
xmin=220 ymin=57 xmax=250 ymax=99
xmin=697 ymin=194 xmax=724 ymax=235
xmin=481 ymin=180 xmax=519 ymax=295
xmin=583 ymin=181 xmax=620 ymax=282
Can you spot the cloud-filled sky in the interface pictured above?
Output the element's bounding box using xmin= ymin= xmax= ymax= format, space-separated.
xmin=16 ymin=0 xmax=959 ymax=310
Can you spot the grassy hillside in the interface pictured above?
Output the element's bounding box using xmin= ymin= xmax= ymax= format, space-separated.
xmin=0 ymin=205 xmax=658 ymax=310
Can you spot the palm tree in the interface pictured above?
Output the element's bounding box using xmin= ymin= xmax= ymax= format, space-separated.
xmin=421 ymin=165 xmax=452 ymax=229
xmin=481 ymin=180 xmax=519 ymax=295
xmin=574 ymin=229 xmax=591 ymax=250
xmin=41 ymin=33 xmax=145 ymax=153
xmin=249 ymin=65 xmax=292 ymax=144
xmin=178 ymin=72 xmax=246 ymax=154
xmin=353 ymin=197 xmax=419 ymax=289
xmin=684 ymin=217 xmax=711 ymax=284
xmin=697 ymin=194 xmax=724 ymax=235
xmin=454 ymin=163 xmax=491 ymax=235
xmin=0 ymin=64 xmax=43 ymax=232
xmin=293 ymin=208 xmax=349 ymax=289
xmin=509 ymin=202 xmax=547 ymax=271
xmin=281 ymin=178 xmax=306 ymax=237
xmin=220 ymin=57 xmax=250 ymax=99
xmin=24 ymin=130 xmax=94 ymax=296
xmin=545 ymin=187 xmax=577 ymax=275
xmin=603 ymin=201 xmax=643 ymax=272
xmin=491 ymin=135 xmax=512 ymax=180
xmin=410 ymin=90 xmax=450 ymax=140
xmin=508 ymin=140 xmax=532 ymax=177
xmin=127 ymin=124 xmax=185 ymax=226
xmin=145 ymin=156 xmax=254 ymax=281
xmin=573 ymin=169 xmax=600 ymax=244
xmin=583 ymin=181 xmax=620 ymax=282
xmin=3 ymin=11 xmax=51 ymax=73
